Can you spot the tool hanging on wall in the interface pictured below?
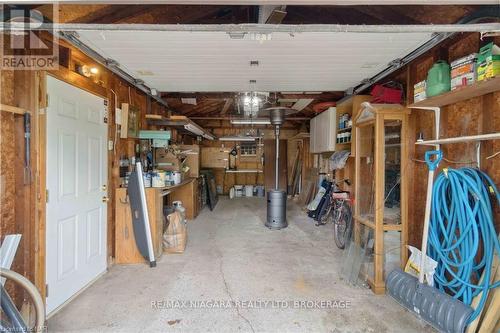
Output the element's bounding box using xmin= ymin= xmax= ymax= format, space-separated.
xmin=23 ymin=112 xmax=31 ymax=185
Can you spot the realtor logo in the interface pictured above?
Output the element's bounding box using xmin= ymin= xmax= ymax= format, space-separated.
xmin=0 ymin=4 xmax=59 ymax=70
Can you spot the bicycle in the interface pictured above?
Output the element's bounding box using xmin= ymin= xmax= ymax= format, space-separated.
xmin=316 ymin=179 xmax=353 ymax=249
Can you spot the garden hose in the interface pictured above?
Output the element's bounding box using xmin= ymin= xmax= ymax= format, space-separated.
xmin=428 ymin=166 xmax=500 ymax=323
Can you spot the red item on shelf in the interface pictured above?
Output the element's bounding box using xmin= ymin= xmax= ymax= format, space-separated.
xmin=370 ymin=82 xmax=404 ymax=104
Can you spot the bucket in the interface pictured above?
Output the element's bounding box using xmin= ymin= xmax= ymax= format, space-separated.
xmin=152 ymin=171 xmax=166 ymax=187
xmin=256 ymin=186 xmax=265 ymax=197
xmin=234 ymin=185 xmax=243 ymax=197
xmin=172 ymin=171 xmax=182 ymax=185
xmin=245 ymin=185 xmax=253 ymax=197
xmin=143 ymin=172 xmax=152 ymax=187
xmin=172 ymin=201 xmax=186 ymax=223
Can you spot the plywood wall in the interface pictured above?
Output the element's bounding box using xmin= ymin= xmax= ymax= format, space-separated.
xmin=400 ymin=33 xmax=500 ymax=247
xmin=0 ymin=35 xmax=170 ymax=298
xmin=197 ymin=124 xmax=298 ymax=194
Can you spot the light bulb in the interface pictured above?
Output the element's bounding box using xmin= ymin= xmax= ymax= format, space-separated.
xmin=90 ymin=67 xmax=99 ymax=74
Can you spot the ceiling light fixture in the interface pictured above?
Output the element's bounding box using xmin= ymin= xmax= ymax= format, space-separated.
xmin=231 ymin=119 xmax=270 ymax=125
xmin=202 ymin=133 xmax=215 ymax=140
xmin=242 ymin=91 xmax=261 ymax=115
xmin=184 ymin=123 xmax=204 ymax=136
xmin=219 ymin=136 xmax=258 ymax=142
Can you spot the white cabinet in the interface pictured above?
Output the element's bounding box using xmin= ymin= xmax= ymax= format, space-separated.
xmin=310 ymin=107 xmax=337 ymax=153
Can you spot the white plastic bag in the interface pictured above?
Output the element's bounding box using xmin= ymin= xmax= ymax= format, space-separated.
xmin=404 ymin=246 xmax=438 ymax=286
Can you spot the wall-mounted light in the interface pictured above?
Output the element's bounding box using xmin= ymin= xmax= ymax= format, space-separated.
xmin=90 ymin=67 xmax=99 ymax=75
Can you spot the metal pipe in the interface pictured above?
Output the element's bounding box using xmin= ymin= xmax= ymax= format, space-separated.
xmin=2 ymin=22 xmax=499 ymax=33
xmin=275 ymin=125 xmax=280 ymax=190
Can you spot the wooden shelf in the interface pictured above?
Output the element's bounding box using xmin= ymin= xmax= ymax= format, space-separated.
xmin=1 ymin=103 xmax=27 ymax=115
xmin=337 ymin=127 xmax=352 ymax=133
xmin=409 ymin=77 xmax=500 ymax=108
xmin=415 ymin=132 xmax=500 ymax=145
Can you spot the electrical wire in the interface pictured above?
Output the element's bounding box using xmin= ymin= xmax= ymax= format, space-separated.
xmin=427 ymin=167 xmax=500 ymax=323
xmin=486 ymin=151 xmax=500 ymax=160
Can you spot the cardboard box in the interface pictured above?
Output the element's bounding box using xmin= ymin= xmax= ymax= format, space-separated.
xmin=201 ymin=147 xmax=229 ymax=169
xmin=451 ymin=53 xmax=477 ymax=90
xmin=155 ymin=150 xmax=181 ymax=171
xmin=413 ymin=80 xmax=427 ymax=102
xmin=477 ymin=42 xmax=500 ymax=81
xmin=179 ymin=145 xmax=200 ymax=177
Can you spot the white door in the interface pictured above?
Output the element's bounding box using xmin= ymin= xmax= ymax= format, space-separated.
xmin=46 ymin=76 xmax=108 ymax=314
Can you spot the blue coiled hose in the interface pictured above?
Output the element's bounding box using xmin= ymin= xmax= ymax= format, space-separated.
xmin=428 ymin=167 xmax=500 ymax=323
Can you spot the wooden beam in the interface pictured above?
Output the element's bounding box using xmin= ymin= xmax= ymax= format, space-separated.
xmin=220 ymin=98 xmax=233 ymax=115
xmin=0 ymin=104 xmax=27 ymax=115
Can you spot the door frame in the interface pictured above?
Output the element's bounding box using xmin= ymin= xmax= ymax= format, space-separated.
xmin=36 ymin=69 xmax=111 ymax=303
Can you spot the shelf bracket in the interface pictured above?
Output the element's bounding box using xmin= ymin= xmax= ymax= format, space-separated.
xmin=409 ymin=106 xmax=441 ymax=150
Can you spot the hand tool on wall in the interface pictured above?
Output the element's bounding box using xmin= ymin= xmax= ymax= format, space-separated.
xmin=23 ymin=112 xmax=31 ymax=185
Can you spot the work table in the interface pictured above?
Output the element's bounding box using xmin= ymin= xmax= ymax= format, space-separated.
xmin=114 ymin=177 xmax=200 ymax=264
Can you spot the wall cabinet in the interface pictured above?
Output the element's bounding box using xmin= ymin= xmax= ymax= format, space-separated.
xmin=310 ymin=107 xmax=337 ymax=153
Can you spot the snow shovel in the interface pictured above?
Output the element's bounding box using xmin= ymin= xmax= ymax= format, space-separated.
xmin=386 ymin=150 xmax=473 ymax=333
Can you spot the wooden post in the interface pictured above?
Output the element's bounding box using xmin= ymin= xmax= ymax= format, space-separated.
xmin=373 ymin=114 xmax=385 ymax=294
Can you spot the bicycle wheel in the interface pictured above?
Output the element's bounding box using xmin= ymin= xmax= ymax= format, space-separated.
xmin=316 ymin=199 xmax=332 ymax=226
xmin=333 ymin=201 xmax=353 ymax=249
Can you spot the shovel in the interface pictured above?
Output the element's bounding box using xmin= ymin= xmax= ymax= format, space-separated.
xmin=386 ymin=150 xmax=473 ymax=333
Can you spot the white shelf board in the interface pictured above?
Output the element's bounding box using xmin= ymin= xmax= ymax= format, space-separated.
xmin=415 ymin=133 xmax=500 ymax=146
xmin=225 ymin=169 xmax=263 ymax=173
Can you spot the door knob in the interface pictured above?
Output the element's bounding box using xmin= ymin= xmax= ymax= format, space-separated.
xmin=102 ymin=196 xmax=109 ymax=203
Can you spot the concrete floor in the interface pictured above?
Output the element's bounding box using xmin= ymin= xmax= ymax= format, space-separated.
xmin=49 ymin=197 xmax=433 ymax=333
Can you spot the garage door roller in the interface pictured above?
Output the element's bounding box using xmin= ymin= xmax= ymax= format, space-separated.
xmin=259 ymin=107 xmax=299 ymax=230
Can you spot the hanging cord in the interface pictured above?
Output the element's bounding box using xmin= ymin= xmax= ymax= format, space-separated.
xmin=428 ymin=167 xmax=500 ymax=323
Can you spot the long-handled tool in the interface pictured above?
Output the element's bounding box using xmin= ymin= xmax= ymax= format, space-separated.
xmin=23 ymin=112 xmax=31 ymax=185
xmin=386 ymin=150 xmax=473 ymax=333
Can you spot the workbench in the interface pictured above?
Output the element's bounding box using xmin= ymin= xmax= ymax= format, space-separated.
xmin=114 ymin=177 xmax=199 ymax=264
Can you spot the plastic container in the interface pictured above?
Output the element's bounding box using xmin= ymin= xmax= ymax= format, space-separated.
xmin=143 ymin=172 xmax=152 ymax=187
xmin=256 ymin=186 xmax=265 ymax=197
xmin=152 ymin=171 xmax=166 ymax=187
xmin=234 ymin=185 xmax=243 ymax=197
xmin=245 ymin=185 xmax=254 ymax=197
xmin=172 ymin=201 xmax=186 ymax=223
xmin=172 ymin=171 xmax=182 ymax=185
xmin=426 ymin=60 xmax=451 ymax=97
